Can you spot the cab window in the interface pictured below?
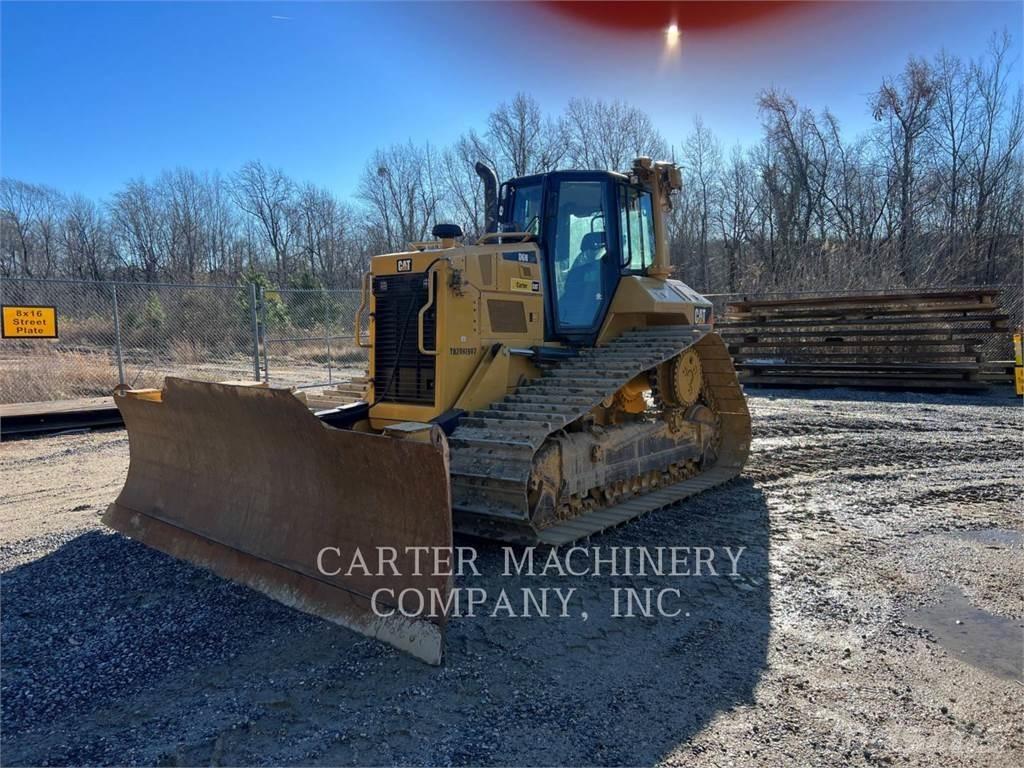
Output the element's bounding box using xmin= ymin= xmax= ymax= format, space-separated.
xmin=619 ymin=186 xmax=655 ymax=272
xmin=507 ymin=182 xmax=542 ymax=234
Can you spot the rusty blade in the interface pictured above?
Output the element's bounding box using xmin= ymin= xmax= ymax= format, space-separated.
xmin=103 ymin=377 xmax=453 ymax=664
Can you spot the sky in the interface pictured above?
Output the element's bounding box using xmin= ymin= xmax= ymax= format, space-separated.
xmin=2 ymin=1 xmax=1021 ymax=201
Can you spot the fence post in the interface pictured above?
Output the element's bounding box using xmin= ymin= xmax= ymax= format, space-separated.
xmin=324 ymin=291 xmax=333 ymax=385
xmin=111 ymin=282 xmax=127 ymax=387
xmin=260 ymin=286 xmax=269 ymax=383
xmin=249 ymin=282 xmax=261 ymax=381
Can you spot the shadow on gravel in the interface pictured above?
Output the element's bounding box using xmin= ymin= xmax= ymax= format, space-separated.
xmin=1 ymin=480 xmax=770 ymax=767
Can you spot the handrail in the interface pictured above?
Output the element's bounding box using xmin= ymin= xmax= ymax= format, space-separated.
xmin=354 ymin=271 xmax=371 ymax=348
xmin=475 ymin=231 xmax=534 ymax=245
xmin=418 ymin=262 xmax=442 ymax=356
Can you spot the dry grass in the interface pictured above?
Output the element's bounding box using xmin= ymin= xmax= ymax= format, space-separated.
xmin=58 ymin=314 xmax=118 ymax=347
xmin=268 ymin=339 xmax=365 ymax=366
xmin=169 ymin=339 xmax=211 ymax=366
xmin=0 ymin=338 xmax=367 ymax=405
xmin=0 ymin=347 xmax=119 ymax=404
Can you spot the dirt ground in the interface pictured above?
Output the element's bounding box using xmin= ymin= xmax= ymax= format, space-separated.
xmin=1 ymin=388 xmax=1021 ymax=766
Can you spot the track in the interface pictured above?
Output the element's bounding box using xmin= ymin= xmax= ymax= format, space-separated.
xmin=449 ymin=326 xmax=751 ymax=544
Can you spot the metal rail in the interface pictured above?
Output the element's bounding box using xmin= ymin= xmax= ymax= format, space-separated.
xmin=2 ymin=406 xmax=125 ymax=438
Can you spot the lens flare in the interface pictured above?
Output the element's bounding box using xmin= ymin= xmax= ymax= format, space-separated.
xmin=666 ymin=22 xmax=680 ymax=47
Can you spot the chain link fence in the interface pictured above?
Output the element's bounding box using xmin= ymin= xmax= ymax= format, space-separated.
xmin=0 ymin=277 xmax=367 ymax=404
xmin=1 ymin=277 xmax=1019 ymax=405
xmin=261 ymin=287 xmax=366 ymax=390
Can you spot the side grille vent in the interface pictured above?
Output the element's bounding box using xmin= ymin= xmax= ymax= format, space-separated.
xmin=488 ymin=299 xmax=528 ymax=334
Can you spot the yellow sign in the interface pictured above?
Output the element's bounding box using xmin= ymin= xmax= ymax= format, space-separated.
xmin=511 ymin=278 xmax=540 ymax=293
xmin=1016 ymin=333 xmax=1023 ymax=396
xmin=1 ymin=305 xmax=58 ymax=338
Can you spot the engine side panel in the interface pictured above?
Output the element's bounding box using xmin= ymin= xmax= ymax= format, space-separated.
xmin=366 ymin=243 xmax=544 ymax=428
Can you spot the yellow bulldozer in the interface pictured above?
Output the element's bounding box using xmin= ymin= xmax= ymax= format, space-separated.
xmin=104 ymin=157 xmax=751 ymax=663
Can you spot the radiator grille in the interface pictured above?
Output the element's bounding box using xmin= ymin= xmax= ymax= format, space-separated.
xmin=372 ymin=273 xmax=436 ymax=405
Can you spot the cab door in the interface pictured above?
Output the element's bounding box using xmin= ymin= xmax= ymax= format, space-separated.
xmin=544 ymin=175 xmax=621 ymax=344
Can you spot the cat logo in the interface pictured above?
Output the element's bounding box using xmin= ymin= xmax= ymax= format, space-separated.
xmin=694 ymin=307 xmax=709 ymax=324
xmin=396 ymin=258 xmax=413 ymax=273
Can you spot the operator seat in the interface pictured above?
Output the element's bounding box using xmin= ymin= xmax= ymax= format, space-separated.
xmin=561 ymin=231 xmax=606 ymax=327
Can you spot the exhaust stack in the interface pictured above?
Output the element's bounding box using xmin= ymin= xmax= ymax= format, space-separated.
xmin=475 ymin=162 xmax=499 ymax=233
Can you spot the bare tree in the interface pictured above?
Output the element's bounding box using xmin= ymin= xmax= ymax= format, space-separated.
xmin=1 ymin=48 xmax=1019 ymax=295
xmin=929 ymin=49 xmax=976 ymax=264
xmin=292 ymin=183 xmax=362 ymax=285
xmin=440 ymin=137 xmax=486 ymax=239
xmin=872 ymin=57 xmax=938 ymax=277
xmin=231 ymin=161 xmax=295 ymax=284
xmin=161 ymin=168 xmax=213 ymax=281
xmin=357 ymin=141 xmax=441 ymax=254
xmin=966 ymin=30 xmax=1024 ymax=280
xmin=758 ymin=89 xmax=829 ymax=259
xmin=62 ymin=195 xmax=110 ymax=281
xmin=484 ymin=93 xmax=565 ymax=177
xmin=109 ymin=178 xmax=166 ymax=282
xmin=0 ymin=179 xmax=64 ymax=277
xmin=205 ymin=172 xmax=240 ymax=278
xmin=563 ymin=98 xmax=666 ymax=170
xmin=716 ymin=145 xmax=757 ymax=291
xmin=683 ymin=117 xmax=722 ymax=289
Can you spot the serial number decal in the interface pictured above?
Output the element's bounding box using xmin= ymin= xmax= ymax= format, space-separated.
xmin=396 ymin=257 xmax=413 ymax=273
xmin=511 ymin=278 xmax=540 ymax=293
xmin=502 ymin=251 xmax=538 ymax=264
xmin=449 ymin=346 xmax=479 ymax=356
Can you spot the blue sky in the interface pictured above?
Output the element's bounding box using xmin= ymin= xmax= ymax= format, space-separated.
xmin=2 ymin=1 xmax=1021 ymax=200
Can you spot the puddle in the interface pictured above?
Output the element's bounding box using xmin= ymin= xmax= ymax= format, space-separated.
xmin=905 ymin=586 xmax=1023 ymax=682
xmin=952 ymin=528 xmax=1024 ymax=549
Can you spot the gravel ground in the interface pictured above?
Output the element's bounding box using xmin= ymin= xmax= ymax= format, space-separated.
xmin=1 ymin=388 xmax=1022 ymax=766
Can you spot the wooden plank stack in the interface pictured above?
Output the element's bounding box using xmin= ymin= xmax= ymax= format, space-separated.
xmin=717 ymin=289 xmax=1011 ymax=391
xmin=301 ymin=373 xmax=370 ymax=409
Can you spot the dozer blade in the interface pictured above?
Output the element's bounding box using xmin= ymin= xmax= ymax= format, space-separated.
xmin=103 ymin=377 xmax=452 ymax=664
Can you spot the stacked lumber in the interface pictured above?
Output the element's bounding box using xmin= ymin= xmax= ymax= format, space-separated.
xmin=978 ymin=359 xmax=1017 ymax=386
xmin=717 ymin=289 xmax=1010 ymax=391
xmin=303 ymin=373 xmax=370 ymax=409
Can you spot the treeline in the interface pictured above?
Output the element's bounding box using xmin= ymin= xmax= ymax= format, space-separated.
xmin=2 ymin=31 xmax=1020 ymax=294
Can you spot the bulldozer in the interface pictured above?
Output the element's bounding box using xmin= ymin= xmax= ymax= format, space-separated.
xmin=104 ymin=157 xmax=751 ymax=664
